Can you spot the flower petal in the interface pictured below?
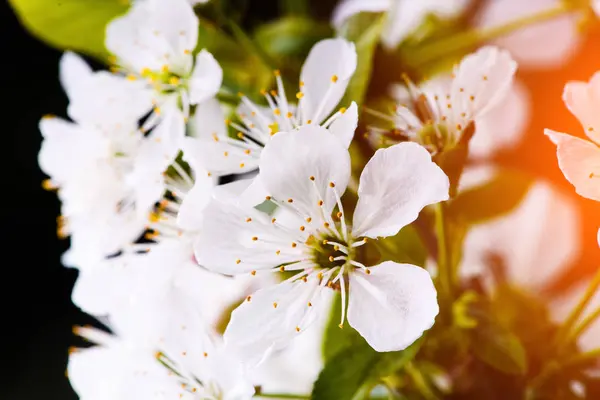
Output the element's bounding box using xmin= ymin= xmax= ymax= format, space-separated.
xmin=545 ymin=130 xmax=600 ymax=201
xmin=331 ymin=0 xmax=390 ymax=29
xmin=176 ymin=170 xmax=216 ymax=231
xmin=328 ymin=101 xmax=358 ymax=148
xmin=106 ymin=0 xmax=198 ymax=74
xmin=188 ymin=97 xmax=228 ymax=140
xmin=181 ymin=135 xmax=259 ymax=177
xmin=348 ymin=261 xmax=439 ymax=352
xmin=450 ymin=46 xmax=517 ymax=123
xmin=299 ymin=38 xmax=357 ymax=124
xmin=224 ymin=277 xmax=327 ymax=366
xmin=193 ymin=196 xmax=306 ymax=274
xmin=352 ymin=142 xmax=449 ymax=238
xmin=259 ymin=125 xmax=351 ymax=223
xmin=563 ymin=72 xmax=600 ymax=144
xmin=471 ymin=79 xmax=530 ymax=158
xmin=59 ymin=51 xmax=93 ymax=100
xmin=188 ymin=50 xmax=223 ymax=105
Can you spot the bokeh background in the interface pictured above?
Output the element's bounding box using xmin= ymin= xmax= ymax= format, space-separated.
xmin=3 ymin=0 xmax=600 ymax=398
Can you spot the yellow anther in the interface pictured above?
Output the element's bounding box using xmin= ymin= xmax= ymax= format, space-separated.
xmin=251 ymin=270 xmax=256 ymax=275
xmin=295 ymin=326 xmax=301 ymax=332
xmin=274 ymin=69 xmax=281 ymax=76
xmin=365 ymin=268 xmax=371 ymax=275
xmin=252 ymin=236 xmax=258 ymax=241
xmin=271 ymin=218 xmax=277 ymax=223
xmin=300 ymin=226 xmax=305 ymax=231
xmin=318 ymin=200 xmax=324 ymax=206
xmin=270 ymin=90 xmax=277 ymax=96
xmin=273 ymin=302 xmax=278 ymax=308
xmin=246 ymin=217 xmax=252 ymax=222
xmin=240 ymin=163 xmax=245 ymax=168
xmin=237 ymin=132 xmax=245 ymax=139
xmin=169 ymin=76 xmax=180 ymax=85
xmin=126 ymin=74 xmax=137 ymax=81
xmin=329 ymin=256 xmax=335 ymax=262
xmin=287 ymin=198 xmax=293 ymax=203
xmin=306 ymin=119 xmax=312 ymax=124
xmin=331 ymin=75 xmax=338 ymax=83
xmin=274 ymin=108 xmax=281 ymax=116
xmin=306 ymin=217 xmax=312 ymax=223
xmin=236 ymin=259 xmax=241 ymax=264
xmin=336 ymin=211 xmax=342 ymax=218
xmin=308 ymin=302 xmax=312 ymax=307
xmin=184 ymin=49 xmax=191 ymax=55
xmin=291 ymin=242 xmax=297 ymax=248
xmin=280 ymin=266 xmax=285 ymax=272
xmin=244 ymin=149 xmax=251 ymax=155
xmin=329 ymin=182 xmax=336 ymax=188
xmin=276 ymin=250 xmax=281 ymax=255
xmin=299 ymin=81 xmax=305 ymax=87
xmin=296 ymin=91 xmax=304 ymax=99
xmin=161 ymin=65 xmax=169 ymax=73
xmin=324 ymin=222 xmax=330 ymax=228
xmin=140 ymin=67 xmax=152 ymax=77
xmin=339 ymin=107 xmax=347 ymax=114
xmin=223 ymin=151 xmax=229 ymax=157
xmin=42 ymin=114 xmax=56 ymax=120
xmin=286 ymin=112 xmax=293 ymax=118
xmin=246 ymin=296 xmax=252 ymax=302
xmin=309 ymin=176 xmax=315 ymax=181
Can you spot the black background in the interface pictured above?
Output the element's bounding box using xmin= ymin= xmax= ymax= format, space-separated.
xmin=3 ymin=0 xmax=600 ymax=399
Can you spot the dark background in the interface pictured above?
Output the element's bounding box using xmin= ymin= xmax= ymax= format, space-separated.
xmin=3 ymin=1 xmax=600 ymax=399
xmin=3 ymin=2 xmax=85 ymax=399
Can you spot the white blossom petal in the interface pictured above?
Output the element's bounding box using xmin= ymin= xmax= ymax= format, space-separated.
xmin=224 ymin=277 xmax=326 ymax=366
xmin=471 ymin=80 xmax=530 ymax=158
xmin=352 ymin=142 xmax=449 ymax=238
xmin=188 ymin=97 xmax=228 ymax=139
xmin=450 ymin=46 xmax=517 ymax=122
xmin=348 ymin=262 xmax=439 ymax=352
xmin=176 ymin=170 xmax=216 ymax=231
xmin=545 ymin=130 xmax=600 ymax=201
xmin=188 ymin=50 xmax=223 ymax=105
xmin=259 ymin=125 xmax=351 ymax=221
xmin=299 ymin=38 xmax=357 ymax=124
xmin=563 ymin=72 xmax=600 ymax=144
xmin=193 ymin=195 xmax=305 ymax=274
xmin=332 ymin=0 xmax=390 ymax=28
xmin=105 ymin=0 xmax=198 ymax=74
xmin=59 ymin=51 xmax=93 ymax=100
xmin=328 ymin=101 xmax=358 ymax=148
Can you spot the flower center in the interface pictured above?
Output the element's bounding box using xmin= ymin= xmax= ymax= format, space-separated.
xmin=310 ymin=234 xmax=353 ymax=270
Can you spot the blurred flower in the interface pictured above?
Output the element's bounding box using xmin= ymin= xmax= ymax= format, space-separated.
xmin=188 ymin=38 xmax=358 ymax=177
xmin=390 ymin=77 xmax=530 ymax=159
xmin=371 ymin=46 xmax=517 ymax=155
xmin=474 ymin=0 xmax=581 ymax=69
xmin=38 ymin=53 xmax=182 ymax=266
xmin=546 ymin=72 xmax=600 ymax=201
xmin=459 ymin=167 xmax=580 ymax=291
xmin=192 ymin=125 xmax=447 ymax=362
xmin=332 ymin=0 xmax=470 ymax=49
xmin=68 ymin=315 xmax=254 ymax=399
xmin=106 ymin=0 xmax=222 ymax=121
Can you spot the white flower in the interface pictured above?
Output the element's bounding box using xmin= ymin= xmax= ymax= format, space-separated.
xmin=474 ymin=0 xmax=581 ymax=69
xmin=389 ymin=77 xmax=529 ymax=159
xmin=192 ymin=125 xmax=448 ymax=362
xmin=546 ymin=72 xmax=600 ymax=201
xmin=369 ymin=46 xmax=517 ymax=154
xmin=459 ymin=167 xmax=580 ymax=291
xmin=188 ymin=38 xmax=358 ymax=176
xmin=39 ymin=52 xmax=182 ymax=266
xmin=68 ymin=319 xmax=254 ymax=399
xmin=106 ymin=0 xmax=222 ymax=118
xmin=332 ymin=0 xmax=470 ymax=49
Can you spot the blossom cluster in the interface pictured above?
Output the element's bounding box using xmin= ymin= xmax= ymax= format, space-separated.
xmin=30 ymin=0 xmax=600 ymax=398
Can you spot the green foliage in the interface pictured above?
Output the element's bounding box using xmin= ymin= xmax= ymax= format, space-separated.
xmin=337 ymin=13 xmax=386 ymax=107
xmin=8 ymin=0 xmax=128 ymax=60
xmin=316 ymin=294 xmax=423 ymax=399
xmin=447 ymin=168 xmax=535 ymax=225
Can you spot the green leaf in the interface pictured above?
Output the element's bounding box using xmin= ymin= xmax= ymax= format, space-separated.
xmin=338 ymin=13 xmax=385 ymax=106
xmin=318 ymin=294 xmax=423 ymax=399
xmin=254 ymin=16 xmax=332 ymax=61
xmin=9 ymin=0 xmax=129 ymax=61
xmin=376 ymin=224 xmax=428 ymax=267
xmin=446 ymin=168 xmax=534 ymax=225
xmin=468 ymin=300 xmax=528 ymax=376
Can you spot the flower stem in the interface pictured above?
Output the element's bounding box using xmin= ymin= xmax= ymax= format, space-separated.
xmin=410 ymin=2 xmax=578 ymax=67
xmin=555 ymin=268 xmax=600 ymax=349
xmin=567 ymin=306 xmax=600 ymax=344
xmin=435 ymin=202 xmax=453 ymax=301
